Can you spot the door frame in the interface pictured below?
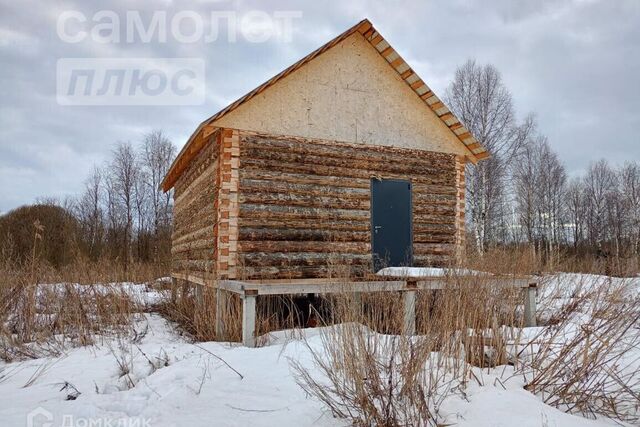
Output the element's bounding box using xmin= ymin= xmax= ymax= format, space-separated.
xmin=370 ymin=178 xmax=414 ymax=271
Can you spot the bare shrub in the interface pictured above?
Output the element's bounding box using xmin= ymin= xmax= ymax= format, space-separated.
xmin=0 ymin=224 xmax=145 ymax=361
xmin=291 ymin=273 xmax=528 ymax=426
xmin=517 ymin=278 xmax=640 ymax=422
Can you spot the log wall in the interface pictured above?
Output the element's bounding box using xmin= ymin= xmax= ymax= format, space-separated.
xmin=235 ymin=131 xmax=461 ymax=279
xmin=171 ymin=131 xmax=220 ymax=284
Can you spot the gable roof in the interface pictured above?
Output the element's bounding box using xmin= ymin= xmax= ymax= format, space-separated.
xmin=162 ymin=18 xmax=488 ymax=191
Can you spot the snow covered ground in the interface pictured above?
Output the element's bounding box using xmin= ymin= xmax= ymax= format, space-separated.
xmin=1 ymin=273 xmax=638 ymax=427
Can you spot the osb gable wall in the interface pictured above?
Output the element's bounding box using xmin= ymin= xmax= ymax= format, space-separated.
xmin=171 ymin=133 xmax=220 ymax=284
xmin=213 ymin=33 xmax=468 ymax=157
xmin=235 ymin=131 xmax=460 ymax=280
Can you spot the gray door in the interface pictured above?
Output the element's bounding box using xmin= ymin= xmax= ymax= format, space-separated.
xmin=371 ymin=179 xmax=413 ymax=272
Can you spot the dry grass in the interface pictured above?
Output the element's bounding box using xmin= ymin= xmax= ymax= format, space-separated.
xmin=290 ymin=251 xmax=640 ymax=426
xmin=157 ymin=280 xmax=306 ymax=345
xmin=0 ymin=225 xmax=159 ymax=362
xmin=1 ymin=226 xmax=638 ymax=425
xmin=157 ymin=284 xmax=242 ymax=342
xmin=464 ymin=245 xmax=640 ymax=277
xmin=0 ymin=259 xmax=144 ymax=361
xmin=290 ymin=270 xmax=527 ymax=426
xmin=516 ymin=277 xmax=640 ymax=422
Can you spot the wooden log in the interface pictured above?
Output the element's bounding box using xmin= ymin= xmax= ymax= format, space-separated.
xmin=172 ymin=225 xmax=215 ymax=246
xmin=239 ymin=241 xmax=370 ymax=254
xmin=240 ymin=252 xmax=371 ymax=268
xmin=239 ymin=192 xmax=370 ymax=210
xmin=413 ymin=223 xmax=457 ymax=234
xmin=173 ymin=161 xmax=218 ymax=207
xmin=412 ymin=183 xmax=457 ymax=196
xmin=240 ymin=168 xmax=371 ymax=189
xmin=413 ymin=213 xmax=457 ymax=225
xmin=413 ymin=243 xmax=456 ymax=256
xmin=240 ymin=158 xmax=455 ymax=186
xmin=413 ymin=234 xmax=456 ymax=244
xmin=241 ymin=135 xmax=456 ymax=170
xmin=171 ymin=248 xmax=215 ymax=262
xmin=242 ymin=145 xmax=453 ymax=178
xmin=239 ymin=218 xmax=371 ymax=232
xmin=171 ymin=237 xmax=215 ymax=253
xmin=412 ymin=192 xmax=457 ymax=205
xmin=413 ymin=204 xmax=456 ymax=216
xmin=240 ymin=203 xmax=370 ymax=222
xmin=172 ymin=259 xmax=215 ymax=272
xmin=173 ymin=184 xmax=217 ymax=216
xmin=413 ymin=254 xmax=451 ymax=266
xmin=240 ymin=178 xmax=370 ymax=199
xmin=239 ymin=227 xmax=370 ymax=242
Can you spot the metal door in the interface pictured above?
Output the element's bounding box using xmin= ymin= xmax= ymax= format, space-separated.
xmin=371 ymin=179 xmax=413 ymax=271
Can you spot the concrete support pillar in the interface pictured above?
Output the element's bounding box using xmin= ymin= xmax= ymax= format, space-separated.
xmin=194 ymin=284 xmax=204 ymax=306
xmin=403 ymin=290 xmax=416 ymax=336
xmin=524 ymin=284 xmax=537 ymax=327
xmin=242 ymin=292 xmax=257 ymax=347
xmin=170 ymin=277 xmax=178 ymax=303
xmin=215 ymin=287 xmax=224 ymax=339
xmin=180 ymin=280 xmax=189 ymax=304
xmin=352 ymin=292 xmax=363 ymax=319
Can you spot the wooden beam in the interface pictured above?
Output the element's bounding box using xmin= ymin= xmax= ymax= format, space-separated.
xmin=410 ymin=80 xmax=424 ymax=90
xmin=370 ymin=34 xmax=383 ymax=46
xmin=401 ymin=69 xmax=414 ymax=80
xmin=439 ymin=112 xmax=455 ymax=121
xmin=420 ymin=91 xmax=434 ymax=101
xmin=357 ymin=20 xmax=372 ymax=34
xmin=381 ymin=46 xmax=394 ymax=58
xmin=216 ymin=276 xmax=535 ymax=296
xmin=391 ymin=57 xmax=404 ymax=68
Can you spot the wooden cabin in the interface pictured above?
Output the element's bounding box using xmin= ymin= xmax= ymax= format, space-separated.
xmin=161 ymin=19 xmax=488 ymax=286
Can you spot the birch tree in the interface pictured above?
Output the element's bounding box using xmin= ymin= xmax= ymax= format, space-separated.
xmin=140 ymin=130 xmax=176 ymax=261
xmin=75 ymin=166 xmax=104 ymax=259
xmin=445 ymin=60 xmax=534 ymax=253
xmin=109 ymin=142 xmax=138 ymax=268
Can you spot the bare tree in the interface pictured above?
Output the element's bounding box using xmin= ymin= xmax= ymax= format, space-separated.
xmin=108 ymin=142 xmax=138 ymax=269
xmin=620 ymin=162 xmax=640 ymax=255
xmin=513 ymin=136 xmax=566 ymax=261
xmin=513 ymin=137 xmax=538 ymax=244
xmin=566 ymin=178 xmax=586 ymax=251
xmin=140 ymin=130 xmax=176 ymax=262
xmin=445 ymin=59 xmax=534 ymax=253
xmin=75 ymin=167 xmax=104 ymax=259
xmin=583 ymin=160 xmax=617 ymax=251
xmin=134 ymin=165 xmax=149 ymax=261
xmin=535 ymin=138 xmax=566 ymax=255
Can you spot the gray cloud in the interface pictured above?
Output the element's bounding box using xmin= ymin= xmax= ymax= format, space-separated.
xmin=1 ymin=0 xmax=638 ymax=213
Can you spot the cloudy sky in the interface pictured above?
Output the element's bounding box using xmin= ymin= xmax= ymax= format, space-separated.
xmin=1 ymin=0 xmax=639 ymax=213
